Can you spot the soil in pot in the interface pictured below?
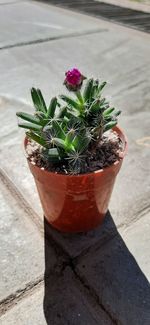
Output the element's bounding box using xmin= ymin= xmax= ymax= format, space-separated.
xmin=26 ymin=130 xmax=123 ymax=174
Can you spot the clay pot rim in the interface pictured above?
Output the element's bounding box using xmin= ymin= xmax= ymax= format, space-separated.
xmin=24 ymin=125 xmax=128 ymax=178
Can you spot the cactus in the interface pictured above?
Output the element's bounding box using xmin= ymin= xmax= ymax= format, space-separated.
xmin=16 ymin=68 xmax=121 ymax=174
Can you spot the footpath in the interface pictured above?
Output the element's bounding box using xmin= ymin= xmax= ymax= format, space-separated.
xmin=0 ymin=1 xmax=150 ymax=324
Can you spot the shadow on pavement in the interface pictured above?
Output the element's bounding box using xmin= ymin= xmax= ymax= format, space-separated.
xmin=43 ymin=212 xmax=150 ymax=324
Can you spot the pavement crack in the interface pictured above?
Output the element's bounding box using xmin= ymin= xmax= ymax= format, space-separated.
xmin=74 ymin=273 xmax=118 ymax=324
xmin=0 ymin=28 xmax=107 ymax=51
xmin=68 ymin=260 xmax=117 ymax=324
xmin=0 ymin=277 xmax=44 ymax=316
xmin=118 ymin=203 xmax=150 ymax=230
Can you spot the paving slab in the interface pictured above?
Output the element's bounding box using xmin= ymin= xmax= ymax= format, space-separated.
xmin=0 ymin=1 xmax=22 ymax=4
xmin=0 ymin=268 xmax=113 ymax=325
xmin=0 ymin=0 xmax=104 ymax=49
xmin=109 ymin=111 xmax=150 ymax=227
xmin=98 ymin=0 xmax=150 ymax=13
xmin=0 ymin=177 xmax=56 ymax=303
xmin=0 ymin=20 xmax=149 ymax=100
xmin=76 ymin=212 xmax=150 ymax=324
xmin=0 ymin=97 xmax=42 ymax=216
xmin=0 ymin=8 xmax=149 ymax=256
xmin=0 ymin=96 xmax=33 ymax=139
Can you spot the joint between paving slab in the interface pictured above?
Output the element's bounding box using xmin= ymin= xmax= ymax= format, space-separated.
xmin=0 ymin=28 xmax=107 ymax=51
xmin=118 ymin=203 xmax=150 ymax=230
xmin=70 ymin=263 xmax=117 ymax=324
xmin=73 ymin=269 xmax=118 ymax=324
xmin=0 ymin=276 xmax=44 ymax=317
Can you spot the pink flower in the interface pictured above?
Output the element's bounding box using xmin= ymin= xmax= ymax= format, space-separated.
xmin=64 ymin=68 xmax=86 ymax=91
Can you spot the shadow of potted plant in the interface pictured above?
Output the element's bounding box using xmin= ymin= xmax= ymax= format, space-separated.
xmin=43 ymin=212 xmax=150 ymax=324
xmin=16 ymin=68 xmax=127 ymax=232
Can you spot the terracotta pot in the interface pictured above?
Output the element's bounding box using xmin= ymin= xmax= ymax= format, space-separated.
xmin=25 ymin=126 xmax=127 ymax=233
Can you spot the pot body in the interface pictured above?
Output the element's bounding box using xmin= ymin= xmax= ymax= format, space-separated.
xmin=25 ymin=127 xmax=127 ymax=232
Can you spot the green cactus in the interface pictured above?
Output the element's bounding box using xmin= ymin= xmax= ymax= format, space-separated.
xmin=16 ymin=70 xmax=121 ymax=174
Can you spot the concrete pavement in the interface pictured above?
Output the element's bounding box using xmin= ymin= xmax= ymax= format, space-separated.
xmin=98 ymin=0 xmax=150 ymax=13
xmin=0 ymin=1 xmax=150 ymax=324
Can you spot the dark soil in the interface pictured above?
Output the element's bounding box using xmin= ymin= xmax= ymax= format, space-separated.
xmin=26 ymin=131 xmax=124 ymax=175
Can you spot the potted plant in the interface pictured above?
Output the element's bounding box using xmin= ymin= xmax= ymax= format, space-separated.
xmin=16 ymin=68 xmax=127 ymax=232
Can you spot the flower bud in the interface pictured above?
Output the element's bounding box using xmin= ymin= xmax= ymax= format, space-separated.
xmin=64 ymin=68 xmax=86 ymax=91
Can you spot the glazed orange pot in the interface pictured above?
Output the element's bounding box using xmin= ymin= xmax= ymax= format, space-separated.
xmin=25 ymin=126 xmax=127 ymax=233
